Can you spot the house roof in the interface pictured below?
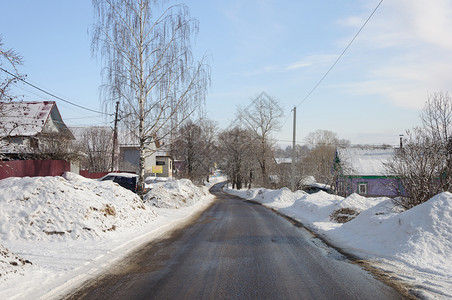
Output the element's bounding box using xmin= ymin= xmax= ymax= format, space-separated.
xmin=0 ymin=101 xmax=74 ymax=139
xmin=337 ymin=147 xmax=395 ymax=176
xmin=275 ymin=157 xmax=292 ymax=164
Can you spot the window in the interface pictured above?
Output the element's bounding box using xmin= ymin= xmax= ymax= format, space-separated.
xmin=156 ymin=161 xmax=166 ymax=166
xmin=358 ymin=182 xmax=368 ymax=195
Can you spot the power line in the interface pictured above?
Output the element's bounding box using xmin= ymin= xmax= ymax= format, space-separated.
xmin=295 ymin=0 xmax=384 ymax=108
xmin=0 ymin=67 xmax=112 ymax=116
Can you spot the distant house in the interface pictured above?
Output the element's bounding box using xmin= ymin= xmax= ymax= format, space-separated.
xmin=119 ymin=147 xmax=173 ymax=178
xmin=334 ymin=146 xmax=401 ymax=197
xmin=118 ymin=126 xmax=173 ymax=180
xmin=0 ymin=101 xmax=75 ymax=156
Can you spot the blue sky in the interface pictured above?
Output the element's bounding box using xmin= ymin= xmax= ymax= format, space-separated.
xmin=2 ymin=0 xmax=452 ymax=146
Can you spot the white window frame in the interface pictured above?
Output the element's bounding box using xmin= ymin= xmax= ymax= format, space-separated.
xmin=358 ymin=182 xmax=368 ymax=195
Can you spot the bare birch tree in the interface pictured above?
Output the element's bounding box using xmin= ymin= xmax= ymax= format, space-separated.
xmin=385 ymin=128 xmax=447 ymax=209
xmin=386 ymin=91 xmax=452 ymax=209
xmin=420 ymin=91 xmax=452 ymax=144
xmin=0 ymin=36 xmax=25 ymax=151
xmin=239 ymin=92 xmax=283 ymax=187
xmin=91 ymin=0 xmax=210 ymax=195
xmin=0 ymin=36 xmax=24 ymax=102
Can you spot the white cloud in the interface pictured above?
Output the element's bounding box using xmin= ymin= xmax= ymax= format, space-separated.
xmin=286 ymin=61 xmax=311 ymax=70
xmin=286 ymin=54 xmax=337 ymax=71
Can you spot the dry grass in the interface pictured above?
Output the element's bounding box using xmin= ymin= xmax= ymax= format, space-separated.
xmin=102 ymin=204 xmax=116 ymax=217
xmin=330 ymin=208 xmax=359 ymax=223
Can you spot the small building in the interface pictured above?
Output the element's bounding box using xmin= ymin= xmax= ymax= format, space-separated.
xmin=0 ymin=101 xmax=75 ymax=156
xmin=119 ymin=146 xmax=173 ymax=178
xmin=334 ymin=146 xmax=401 ymax=197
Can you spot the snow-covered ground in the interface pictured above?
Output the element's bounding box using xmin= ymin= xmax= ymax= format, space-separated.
xmin=2 ymin=173 xmax=450 ymax=299
xmin=226 ymin=187 xmax=452 ymax=299
xmin=0 ymin=173 xmax=218 ymax=300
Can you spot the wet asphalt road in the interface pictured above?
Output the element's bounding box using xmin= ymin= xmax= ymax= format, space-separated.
xmin=64 ymin=183 xmax=402 ymax=299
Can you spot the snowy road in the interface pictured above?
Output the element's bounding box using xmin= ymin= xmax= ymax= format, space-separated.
xmin=63 ymin=184 xmax=402 ymax=299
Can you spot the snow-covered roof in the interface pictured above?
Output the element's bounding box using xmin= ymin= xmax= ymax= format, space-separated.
xmin=0 ymin=101 xmax=73 ymax=138
xmin=275 ymin=157 xmax=292 ymax=164
xmin=337 ymin=147 xmax=395 ymax=176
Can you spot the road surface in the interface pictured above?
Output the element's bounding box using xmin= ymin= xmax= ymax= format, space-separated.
xmin=64 ymin=183 xmax=402 ymax=299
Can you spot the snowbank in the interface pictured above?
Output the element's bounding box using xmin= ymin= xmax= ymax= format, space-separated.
xmin=0 ymin=173 xmax=215 ymax=299
xmin=331 ymin=193 xmax=452 ymax=274
xmin=0 ymin=173 xmax=156 ymax=242
xmin=227 ymin=187 xmax=452 ymax=299
xmin=145 ymin=179 xmax=210 ymax=209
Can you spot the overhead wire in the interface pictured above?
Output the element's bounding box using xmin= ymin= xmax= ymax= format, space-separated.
xmin=279 ymin=0 xmax=384 ymax=144
xmin=0 ymin=67 xmax=112 ymax=116
xmin=295 ymin=0 xmax=384 ymax=108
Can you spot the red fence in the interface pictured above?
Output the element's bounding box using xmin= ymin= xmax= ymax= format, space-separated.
xmin=0 ymin=160 xmax=70 ymax=180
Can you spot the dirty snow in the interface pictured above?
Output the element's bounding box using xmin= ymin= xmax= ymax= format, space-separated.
xmin=0 ymin=173 xmax=216 ymax=299
xmin=227 ymin=187 xmax=452 ymax=299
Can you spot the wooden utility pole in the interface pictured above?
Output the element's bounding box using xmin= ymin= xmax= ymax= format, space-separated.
xmin=110 ymin=101 xmax=120 ymax=172
xmin=291 ymin=106 xmax=296 ymax=192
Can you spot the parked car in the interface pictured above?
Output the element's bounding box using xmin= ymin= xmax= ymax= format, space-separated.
xmin=302 ymin=183 xmax=333 ymax=194
xmin=100 ymin=173 xmax=138 ymax=193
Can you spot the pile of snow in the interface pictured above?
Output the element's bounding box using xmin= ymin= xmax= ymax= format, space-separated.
xmin=283 ymin=191 xmax=344 ymax=227
xmin=227 ymin=187 xmax=306 ymax=208
xmin=329 ymin=193 xmax=390 ymax=223
xmin=145 ymin=179 xmax=210 ymax=209
xmin=0 ymin=172 xmax=156 ymax=242
xmin=330 ymin=193 xmax=452 ymax=274
xmin=227 ymin=187 xmax=452 ymax=298
xmin=254 ymin=187 xmax=305 ymax=205
xmin=0 ymin=173 xmax=215 ymax=299
xmin=335 ymin=193 xmax=388 ymax=212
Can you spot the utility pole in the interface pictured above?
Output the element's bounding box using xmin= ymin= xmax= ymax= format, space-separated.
xmin=291 ymin=106 xmax=296 ymax=192
xmin=110 ymin=101 xmax=120 ymax=172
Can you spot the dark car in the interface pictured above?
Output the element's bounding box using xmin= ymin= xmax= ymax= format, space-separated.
xmin=100 ymin=173 xmax=138 ymax=193
xmin=301 ymin=183 xmax=333 ymax=194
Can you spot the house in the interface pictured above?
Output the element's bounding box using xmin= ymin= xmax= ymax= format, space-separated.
xmin=0 ymin=101 xmax=79 ymax=178
xmin=334 ymin=146 xmax=401 ymax=197
xmin=0 ymin=101 xmax=75 ymax=155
